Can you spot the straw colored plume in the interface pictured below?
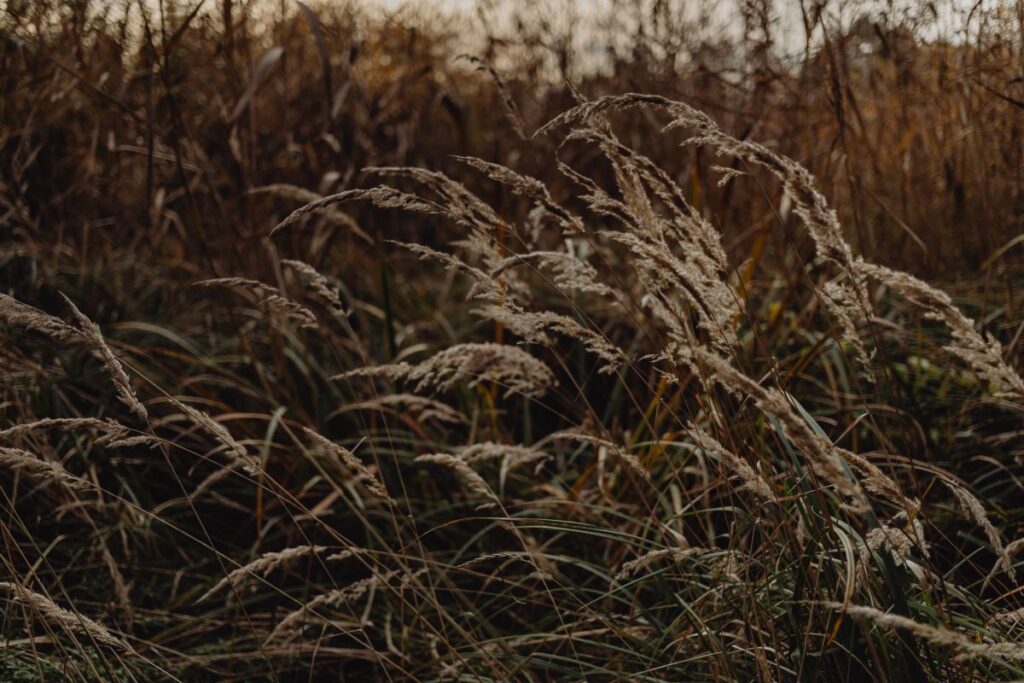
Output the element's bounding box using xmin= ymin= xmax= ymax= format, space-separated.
xmin=542 ymin=94 xmax=873 ymax=364
xmin=864 ymin=516 xmax=929 ymax=563
xmin=943 ymin=479 xmax=1015 ymax=580
xmin=269 ymin=568 xmax=429 ymax=642
xmin=364 ymin=166 xmax=517 ymax=272
xmin=270 ymin=186 xmax=441 ymax=237
xmin=281 ymin=259 xmax=350 ymax=324
xmin=195 ymin=278 xmax=318 ymax=329
xmin=0 ymin=293 xmax=77 ymax=341
xmin=0 ymin=581 xmax=133 ymax=653
xmin=835 ymin=603 xmax=1024 ymax=662
xmin=336 ymin=393 xmax=466 ymax=424
xmin=168 ymin=397 xmax=260 ymax=476
xmin=1 ymin=293 xmax=148 ymax=420
xmin=858 ymin=262 xmax=1024 ymax=398
xmin=457 ymin=55 xmax=528 ymax=140
xmin=341 ymin=343 xmax=556 ymax=398
xmin=451 ymin=442 xmax=550 ymax=494
xmin=389 ymin=241 xmax=504 ymax=303
xmin=543 ymin=429 xmax=651 ymax=484
xmin=561 ymin=125 xmax=741 ymax=351
xmin=416 ymin=453 xmax=500 ymax=509
xmin=474 ymin=305 xmax=624 ymax=374
xmin=199 ymin=545 xmax=328 ymax=602
xmin=694 ymin=349 xmax=869 ymax=508
xmin=61 ymin=294 xmax=150 ymax=422
xmin=250 ymin=184 xmax=371 ymax=243
xmin=457 ymin=442 xmax=549 ymax=465
xmin=489 ymin=251 xmax=611 ymax=297
xmin=0 ymin=446 xmax=92 ymax=492
xmin=302 ymin=427 xmax=393 ymax=503
xmin=453 ymin=155 xmax=584 ymax=234
xmin=615 ymin=547 xmax=707 ymax=582
xmin=0 ymin=417 xmax=149 ymax=448
xmin=687 ymin=424 xmax=773 ymax=500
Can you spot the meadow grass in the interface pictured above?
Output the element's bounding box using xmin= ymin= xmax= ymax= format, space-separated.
xmin=2 ymin=1 xmax=1024 ymax=680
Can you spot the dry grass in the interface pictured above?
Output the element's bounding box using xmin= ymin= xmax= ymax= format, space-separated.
xmin=3 ymin=1 xmax=1024 ymax=680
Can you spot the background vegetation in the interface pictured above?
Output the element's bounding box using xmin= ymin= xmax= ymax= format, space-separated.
xmin=3 ymin=0 xmax=1024 ymax=680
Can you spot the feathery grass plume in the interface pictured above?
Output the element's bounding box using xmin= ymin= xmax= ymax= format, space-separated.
xmin=281 ymin=259 xmax=350 ymax=324
xmin=489 ymin=251 xmax=611 ymax=297
xmin=687 ymin=424 xmax=774 ymax=500
xmin=565 ymin=126 xmax=730 ymax=268
xmin=340 ymin=362 xmax=414 ymax=383
xmin=835 ymin=447 xmax=918 ymax=514
xmin=100 ymin=434 xmax=158 ymax=448
xmin=456 ymin=442 xmax=550 ymax=493
xmin=269 ymin=186 xmax=438 ymax=237
xmin=834 ymin=603 xmax=1024 ymax=662
xmin=631 ymin=93 xmax=1023 ymax=386
xmin=541 ymin=94 xmax=859 ymax=276
xmin=0 ymin=293 xmax=77 ymax=340
xmin=341 ymin=343 xmax=556 ymax=398
xmin=325 ymin=547 xmax=372 ymax=562
xmin=99 ymin=544 xmax=133 ymax=625
xmin=999 ymin=536 xmax=1023 ymax=557
xmin=0 ymin=417 xmax=137 ymax=447
xmin=387 ymin=241 xmax=505 ymax=303
xmin=543 ymin=429 xmax=651 ymax=484
xmin=674 ymin=104 xmax=869 ymax=362
xmin=249 ymin=184 xmax=372 ymax=242
xmin=983 ymin=538 xmax=1024 ymax=590
xmin=302 ymin=427 xmax=393 ymax=503
xmin=0 ymin=446 xmax=92 ymax=492
xmin=694 ymin=350 xmax=869 ymax=509
xmin=457 ymin=442 xmax=550 ymax=467
xmin=540 ymin=94 xmax=872 ymax=366
xmin=615 ymin=547 xmax=707 ymax=582
xmin=454 ymin=550 xmax=559 ymax=588
xmin=364 ymin=167 xmax=517 ymax=268
xmin=858 ymin=262 xmax=1024 ymax=398
xmin=0 ymin=581 xmax=133 ymax=652
xmin=943 ymin=479 xmax=1015 ymax=580
xmin=195 ymin=278 xmax=318 ymax=329
xmin=865 ymin=517 xmax=929 ymax=563
xmin=269 ymin=568 xmax=429 ymax=642
xmin=557 ymin=127 xmax=740 ymax=350
xmin=365 ymin=167 xmax=503 ymax=231
xmin=556 ymin=152 xmax=636 ymax=223
xmin=415 ymin=453 xmax=500 ymax=509
xmin=474 ymin=304 xmax=624 ymax=374
xmin=61 ymin=294 xmax=149 ymax=421
xmin=992 ymin=607 xmax=1024 ymax=626
xmin=453 ymin=156 xmax=584 ymax=234
xmin=336 ymin=394 xmax=466 ymax=424
xmin=199 ymin=545 xmax=328 ymax=602
xmin=453 ymin=551 xmax=542 ymax=574
xmin=604 ymin=228 xmax=738 ymax=350
xmin=556 ymin=158 xmax=638 ymax=232
xmin=167 ymin=397 xmax=260 ymax=476
xmin=710 ymin=164 xmax=747 ymax=186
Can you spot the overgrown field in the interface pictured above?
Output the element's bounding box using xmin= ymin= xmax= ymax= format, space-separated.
xmin=3 ymin=1 xmax=1024 ymax=680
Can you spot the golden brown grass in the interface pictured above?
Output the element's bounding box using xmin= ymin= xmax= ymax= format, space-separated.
xmin=2 ymin=1 xmax=1024 ymax=681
